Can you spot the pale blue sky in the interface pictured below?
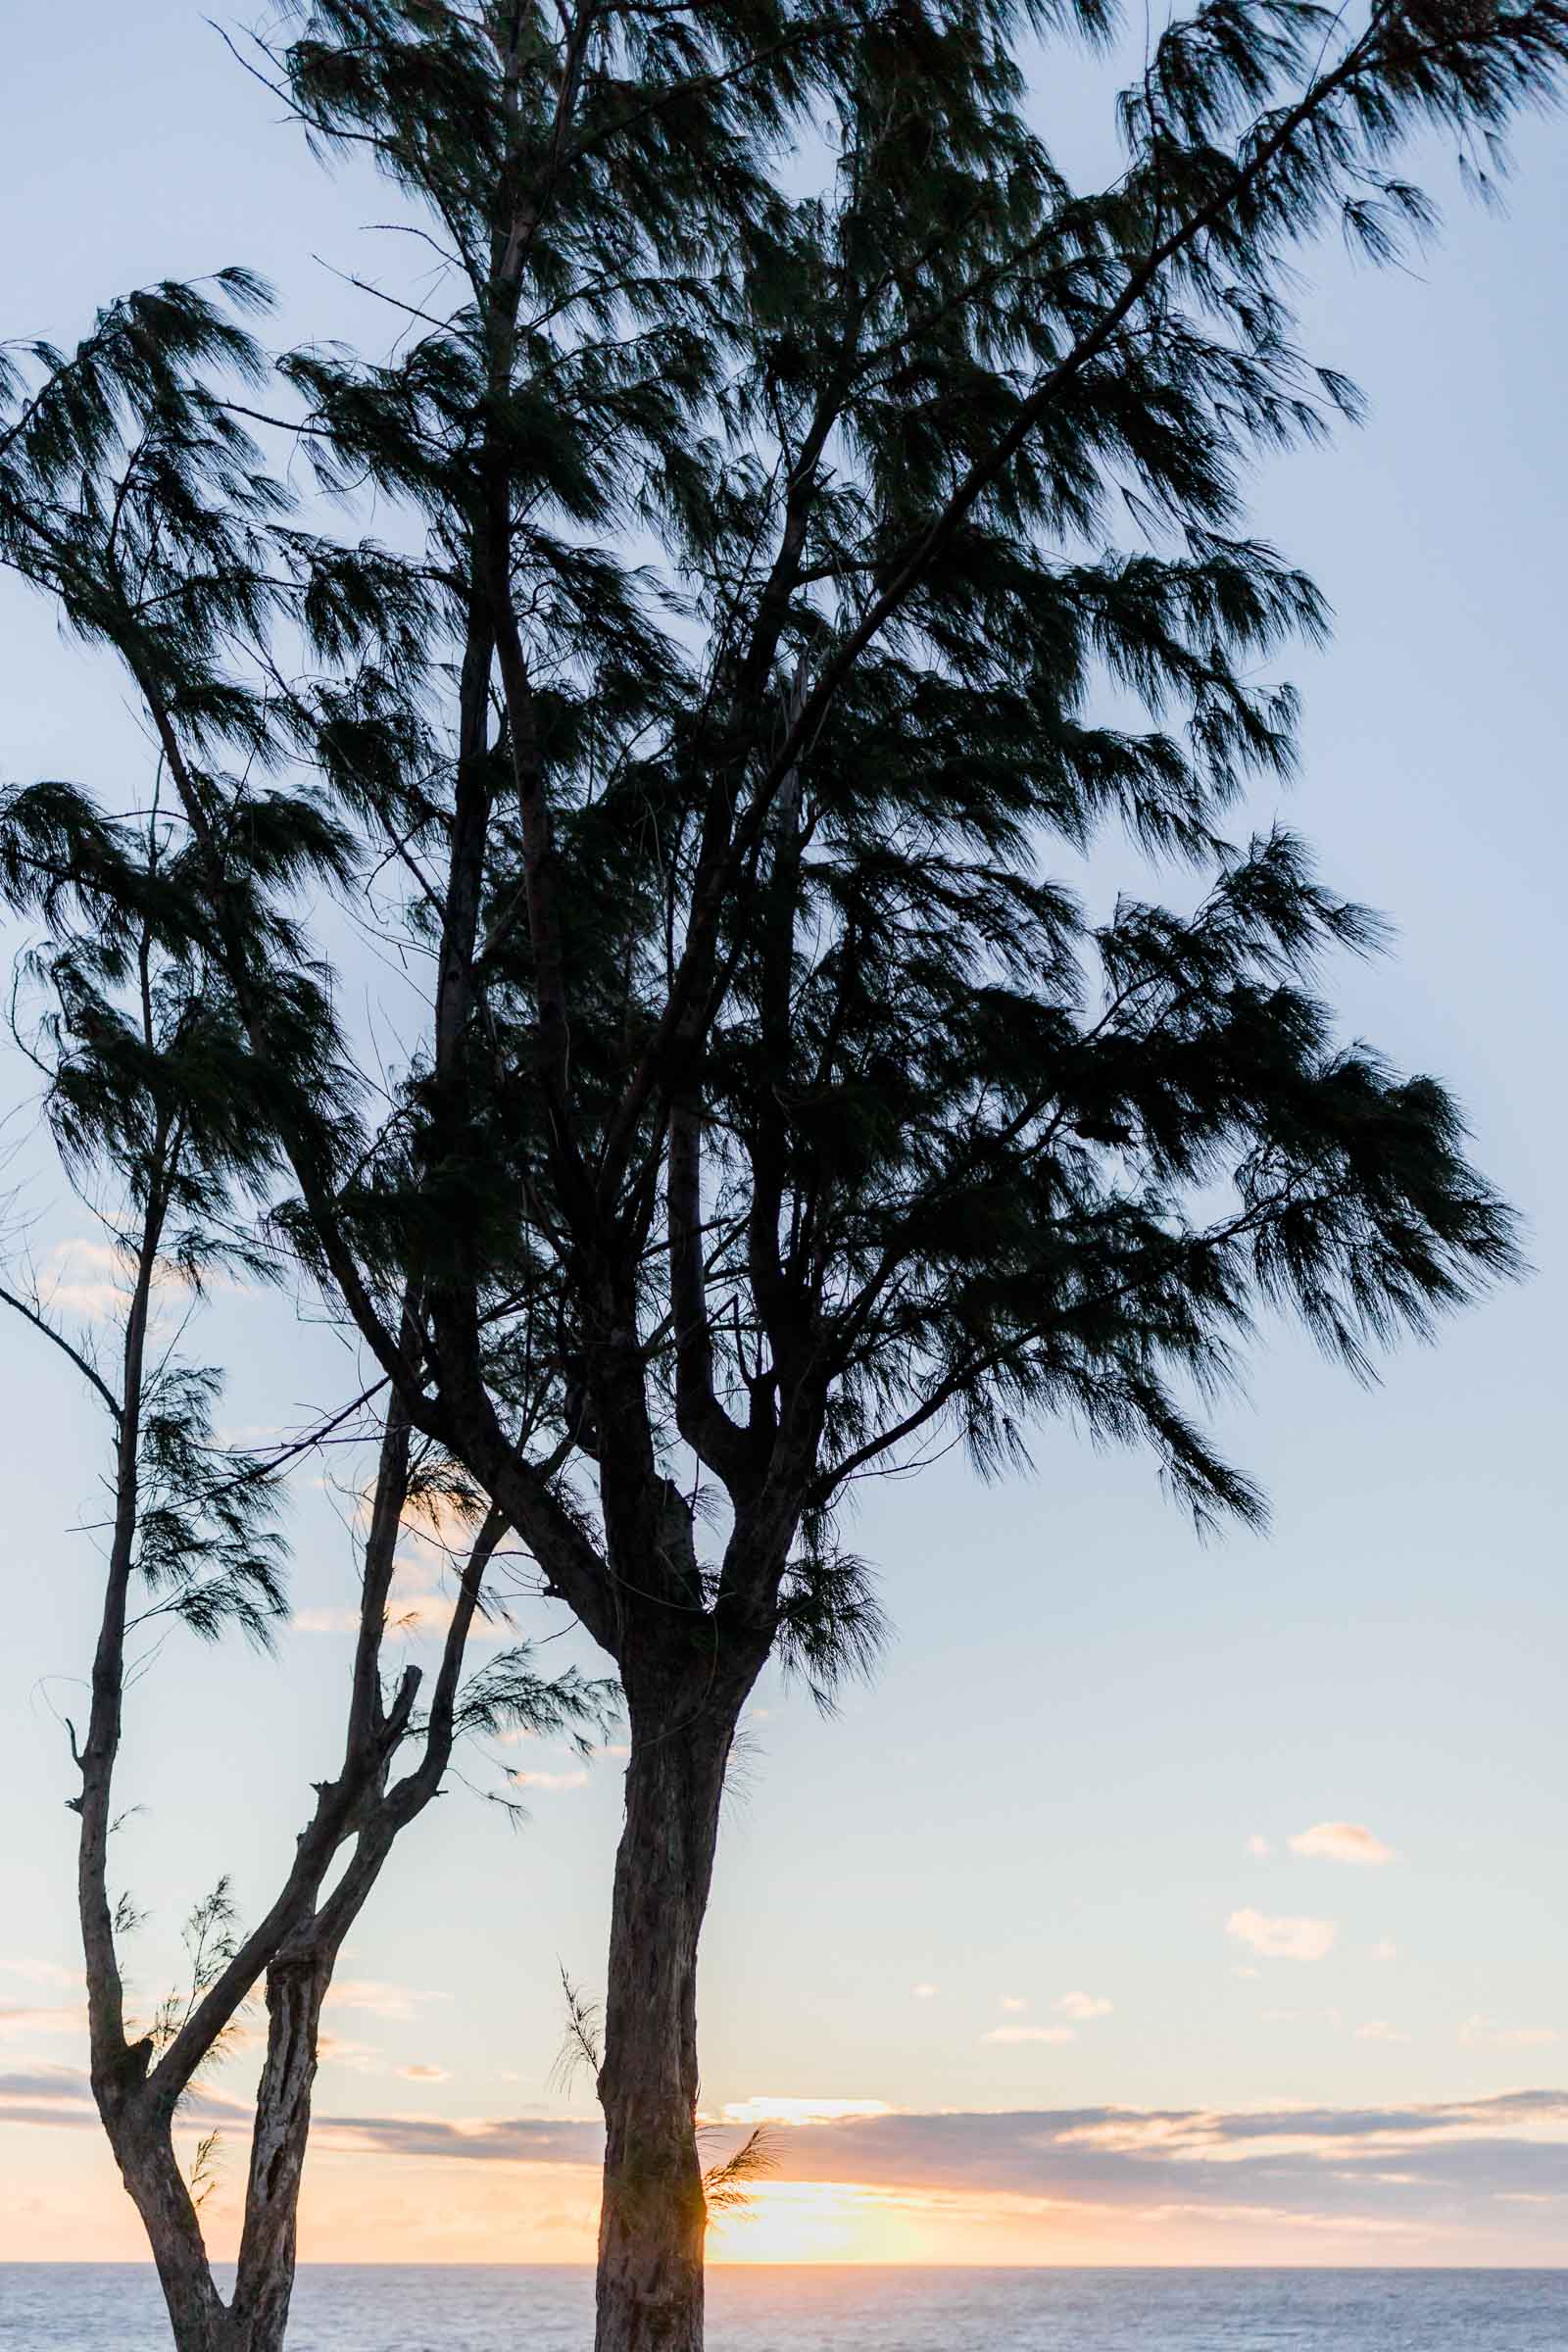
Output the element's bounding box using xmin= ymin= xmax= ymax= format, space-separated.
xmin=2 ymin=0 xmax=1566 ymax=2266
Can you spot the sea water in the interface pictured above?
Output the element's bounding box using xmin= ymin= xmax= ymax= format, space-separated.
xmin=3 ymin=2266 xmax=1567 ymax=2350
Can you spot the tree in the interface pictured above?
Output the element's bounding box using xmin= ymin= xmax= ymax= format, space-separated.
xmin=1 ymin=0 xmax=1558 ymax=2341
xmin=0 ymin=789 xmax=612 ymax=2348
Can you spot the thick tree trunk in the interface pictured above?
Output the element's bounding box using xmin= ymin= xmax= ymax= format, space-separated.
xmin=594 ymin=1682 xmax=737 ymax=2352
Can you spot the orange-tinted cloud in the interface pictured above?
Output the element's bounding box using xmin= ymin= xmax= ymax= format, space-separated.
xmin=1289 ymin=1823 xmax=1395 ymax=1867
xmin=1227 ymin=1908 xmax=1337 ymax=1961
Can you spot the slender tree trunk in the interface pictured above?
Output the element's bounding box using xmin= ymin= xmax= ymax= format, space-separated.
xmin=110 ymin=2109 xmax=231 ymax=2352
xmin=594 ymin=1677 xmax=739 ymax=2352
xmin=108 ymin=1947 xmax=343 ymax=2352
xmin=224 ymin=1947 xmax=332 ymax=2352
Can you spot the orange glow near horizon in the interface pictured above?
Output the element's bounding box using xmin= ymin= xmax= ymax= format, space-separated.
xmin=707 ymin=2179 xmax=1158 ymax=2265
xmin=0 ymin=2127 xmax=1455 ymax=2270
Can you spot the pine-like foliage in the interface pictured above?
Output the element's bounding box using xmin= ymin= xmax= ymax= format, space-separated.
xmin=190 ymin=0 xmax=1527 ymax=1600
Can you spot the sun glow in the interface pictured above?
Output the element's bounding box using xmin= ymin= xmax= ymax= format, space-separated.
xmin=706 ymin=2179 xmax=1137 ymax=2265
xmin=709 ymin=2180 xmax=954 ymax=2263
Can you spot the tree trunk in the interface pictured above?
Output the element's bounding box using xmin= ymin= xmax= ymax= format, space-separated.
xmin=594 ymin=1681 xmax=737 ymax=2352
xmin=224 ymin=1948 xmax=332 ymax=2352
xmin=107 ymin=1952 xmax=330 ymax=2352
xmin=110 ymin=2108 xmax=231 ymax=2352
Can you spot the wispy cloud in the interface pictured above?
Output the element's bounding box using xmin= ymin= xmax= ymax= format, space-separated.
xmin=1356 ymin=2021 xmax=1412 ymax=2043
xmin=387 ymin=1591 xmax=503 ymax=1641
xmin=999 ymin=1996 xmax=1028 ymax=2013
xmin=1247 ymin=1836 xmax=1272 ymax=1858
xmin=35 ymin=1238 xmax=133 ymax=1323
xmin=0 ymin=2064 xmax=239 ymax=2135
xmin=1461 ymin=2018 xmax=1559 ymax=2050
xmin=1289 ymin=1822 xmax=1395 ymax=1867
xmin=720 ymin=2097 xmax=894 ymax=2129
xmin=0 ymin=1959 xmax=81 ymax=1990
xmin=911 ymin=1984 xmax=938 ymax=2001
xmin=323 ymin=1981 xmax=451 ymax=2024
xmin=400 ymin=2064 xmax=451 ymax=2083
xmin=291 ymin=1593 xmax=510 ymax=1643
xmin=1227 ymin=1909 xmax=1337 ymax=1962
xmin=34 ymin=1237 xmax=248 ymax=1323
xmin=1055 ymin=1992 xmax=1112 ymax=2022
xmin=317 ymin=2035 xmax=385 ymax=2075
xmin=0 ymin=2004 xmax=86 ymax=2041
xmin=507 ymin=1768 xmax=589 ymax=1792
xmin=397 ymin=1491 xmax=487 ymax=1556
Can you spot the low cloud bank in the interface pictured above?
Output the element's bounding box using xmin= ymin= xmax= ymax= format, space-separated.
xmin=11 ymin=2069 xmax=1568 ymax=2244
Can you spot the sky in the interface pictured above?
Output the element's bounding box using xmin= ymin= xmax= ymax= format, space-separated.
xmin=2 ymin=0 xmax=1567 ymax=2273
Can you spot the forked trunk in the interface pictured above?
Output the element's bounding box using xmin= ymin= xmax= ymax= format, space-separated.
xmin=594 ymin=1682 xmax=737 ymax=2352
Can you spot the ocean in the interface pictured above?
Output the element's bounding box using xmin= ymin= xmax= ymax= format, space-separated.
xmin=2 ymin=2268 xmax=1567 ymax=2349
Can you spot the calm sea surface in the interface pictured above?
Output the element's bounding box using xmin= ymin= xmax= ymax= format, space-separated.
xmin=2 ymin=2268 xmax=1567 ymax=2349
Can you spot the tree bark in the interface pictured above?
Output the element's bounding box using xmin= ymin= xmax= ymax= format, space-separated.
xmin=108 ymin=2105 xmax=231 ymax=2352
xmin=594 ymin=1676 xmax=739 ymax=2352
xmin=223 ymin=1948 xmax=332 ymax=2352
xmin=106 ymin=1965 xmax=327 ymax=2352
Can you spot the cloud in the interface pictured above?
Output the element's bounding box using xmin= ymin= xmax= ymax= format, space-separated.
xmin=1461 ymin=2018 xmax=1559 ymax=2050
xmin=17 ymin=2070 xmax=1568 ymax=2257
xmin=720 ymin=2098 xmax=894 ymax=2129
xmin=982 ymin=2026 xmax=1075 ymax=2045
xmin=388 ymin=1592 xmax=504 ymax=1642
xmin=398 ymin=1490 xmax=488 ymax=1556
xmin=1055 ymin=1992 xmax=1112 ymax=2022
xmin=317 ymin=2036 xmax=385 ymax=2075
xmin=0 ymin=2064 xmax=240 ymax=2136
xmin=400 ymin=2065 xmax=452 ymax=2083
xmin=1289 ymin=1823 xmax=1395 ymax=1867
xmin=323 ymin=1982 xmax=451 ymax=2024
xmin=1227 ymin=1909 xmax=1337 ymax=1963
xmin=1356 ymin=2022 xmax=1412 ymax=2044
xmin=292 ymin=1594 xmax=510 ymax=1643
xmin=33 ymin=1237 xmax=248 ymax=1324
xmin=1247 ymin=1836 xmax=1272 ymax=1858
xmin=911 ymin=1984 xmax=938 ymax=2001
xmin=0 ymin=2004 xmax=87 ymax=2041
xmin=507 ymin=1769 xmax=589 ymax=1792
xmin=999 ymin=1996 xmax=1028 ymax=2014
xmin=292 ymin=1607 xmax=364 ymax=1635
xmin=287 ymin=2087 xmax=1568 ymax=2225
xmin=35 ymin=1238 xmax=132 ymax=1322
xmin=1373 ymin=1940 xmax=1399 ymax=1963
